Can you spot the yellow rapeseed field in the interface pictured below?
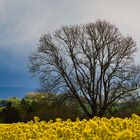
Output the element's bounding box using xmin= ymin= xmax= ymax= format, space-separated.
xmin=0 ymin=114 xmax=140 ymax=140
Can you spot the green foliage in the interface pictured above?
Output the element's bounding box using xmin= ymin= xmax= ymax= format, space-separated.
xmin=7 ymin=97 xmax=21 ymax=107
xmin=0 ymin=93 xmax=85 ymax=123
xmin=1 ymin=92 xmax=140 ymax=123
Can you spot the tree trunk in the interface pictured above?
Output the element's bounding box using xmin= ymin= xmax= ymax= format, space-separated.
xmin=92 ymin=100 xmax=98 ymax=117
xmin=98 ymin=106 xmax=106 ymax=117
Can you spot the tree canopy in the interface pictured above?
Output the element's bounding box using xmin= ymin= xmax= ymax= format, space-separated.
xmin=29 ymin=20 xmax=140 ymax=117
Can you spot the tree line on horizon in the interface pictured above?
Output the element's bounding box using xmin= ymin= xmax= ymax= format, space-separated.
xmin=1 ymin=92 xmax=140 ymax=123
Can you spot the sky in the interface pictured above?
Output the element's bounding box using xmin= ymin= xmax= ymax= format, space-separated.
xmin=0 ymin=0 xmax=140 ymax=98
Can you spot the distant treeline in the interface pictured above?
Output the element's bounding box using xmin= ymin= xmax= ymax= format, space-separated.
xmin=0 ymin=93 xmax=85 ymax=123
xmin=0 ymin=93 xmax=140 ymax=123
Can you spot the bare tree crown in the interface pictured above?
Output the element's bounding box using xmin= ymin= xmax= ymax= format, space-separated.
xmin=29 ymin=20 xmax=140 ymax=117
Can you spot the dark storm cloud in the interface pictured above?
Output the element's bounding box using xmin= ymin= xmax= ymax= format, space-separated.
xmin=0 ymin=47 xmax=38 ymax=87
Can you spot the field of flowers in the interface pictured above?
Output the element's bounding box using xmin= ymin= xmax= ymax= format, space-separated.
xmin=0 ymin=114 xmax=140 ymax=140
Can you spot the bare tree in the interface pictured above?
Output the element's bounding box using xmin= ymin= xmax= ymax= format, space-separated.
xmin=29 ymin=20 xmax=140 ymax=117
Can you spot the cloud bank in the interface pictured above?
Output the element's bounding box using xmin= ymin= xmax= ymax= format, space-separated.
xmin=0 ymin=0 xmax=140 ymax=91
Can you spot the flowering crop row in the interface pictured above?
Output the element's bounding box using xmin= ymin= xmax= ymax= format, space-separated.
xmin=0 ymin=114 xmax=140 ymax=140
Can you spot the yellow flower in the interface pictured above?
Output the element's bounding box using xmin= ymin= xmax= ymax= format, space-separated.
xmin=0 ymin=114 xmax=140 ymax=139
